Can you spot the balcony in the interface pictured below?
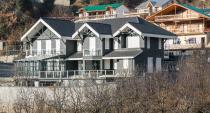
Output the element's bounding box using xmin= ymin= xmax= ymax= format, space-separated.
xmin=75 ymin=14 xmax=117 ymax=21
xmin=83 ymin=50 xmax=102 ymax=57
xmin=155 ymin=14 xmax=200 ymax=22
xmin=25 ymin=49 xmax=64 ymax=57
xmin=161 ymin=26 xmax=204 ymax=35
xmin=15 ymin=70 xmax=128 ymax=80
xmin=165 ymin=44 xmax=202 ymax=50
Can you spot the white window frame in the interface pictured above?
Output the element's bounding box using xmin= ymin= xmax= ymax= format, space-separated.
xmin=105 ymin=38 xmax=110 ymax=49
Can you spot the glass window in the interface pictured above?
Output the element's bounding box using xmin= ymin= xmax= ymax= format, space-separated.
xmin=173 ymin=38 xmax=181 ymax=44
xmin=188 ymin=38 xmax=196 ymax=44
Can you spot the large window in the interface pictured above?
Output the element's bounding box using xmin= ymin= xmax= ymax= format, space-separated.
xmin=188 ymin=38 xmax=196 ymax=44
xmin=173 ymin=38 xmax=181 ymax=44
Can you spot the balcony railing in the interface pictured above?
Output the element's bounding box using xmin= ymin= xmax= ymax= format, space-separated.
xmin=75 ymin=14 xmax=117 ymax=21
xmin=25 ymin=49 xmax=64 ymax=57
xmin=165 ymin=44 xmax=202 ymax=50
xmin=161 ymin=26 xmax=204 ymax=35
xmin=83 ymin=50 xmax=102 ymax=57
xmin=155 ymin=14 xmax=200 ymax=21
xmin=15 ymin=70 xmax=133 ymax=79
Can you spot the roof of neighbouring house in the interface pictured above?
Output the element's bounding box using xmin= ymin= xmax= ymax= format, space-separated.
xmin=135 ymin=0 xmax=156 ymax=9
xmin=82 ymin=3 xmax=123 ymax=12
xmin=147 ymin=3 xmax=210 ymax=21
xmin=155 ymin=0 xmax=173 ymax=7
xmin=179 ymin=4 xmax=210 ymax=17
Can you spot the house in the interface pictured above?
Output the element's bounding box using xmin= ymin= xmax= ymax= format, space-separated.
xmin=147 ymin=3 xmax=210 ymax=59
xmin=135 ymin=0 xmax=157 ymax=17
xmin=15 ymin=17 xmax=176 ymax=86
xmin=154 ymin=0 xmax=175 ymax=11
xmin=78 ymin=3 xmax=129 ymax=21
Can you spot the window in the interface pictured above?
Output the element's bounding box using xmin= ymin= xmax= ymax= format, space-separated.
xmin=105 ymin=39 xmax=110 ymax=49
xmin=123 ymin=59 xmax=129 ymax=69
xmin=147 ymin=37 xmax=150 ymax=49
xmin=188 ymin=38 xmax=196 ymax=44
xmin=127 ymin=36 xmax=140 ymax=48
xmin=147 ymin=57 xmax=153 ymax=73
xmin=158 ymin=38 xmax=162 ymax=49
xmin=156 ymin=58 xmax=162 ymax=72
xmin=173 ymin=38 xmax=181 ymax=44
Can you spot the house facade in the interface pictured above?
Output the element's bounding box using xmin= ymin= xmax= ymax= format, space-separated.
xmin=135 ymin=0 xmax=157 ymax=18
xmin=15 ymin=17 xmax=176 ymax=86
xmin=147 ymin=3 xmax=210 ymax=59
xmin=78 ymin=3 xmax=129 ymax=21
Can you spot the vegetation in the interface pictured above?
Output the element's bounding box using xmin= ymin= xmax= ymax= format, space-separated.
xmin=0 ymin=51 xmax=207 ymax=113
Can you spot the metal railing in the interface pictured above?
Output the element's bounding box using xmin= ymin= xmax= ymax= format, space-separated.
xmin=25 ymin=49 xmax=64 ymax=56
xmin=164 ymin=44 xmax=202 ymax=50
xmin=75 ymin=14 xmax=117 ymax=21
xmin=15 ymin=70 xmax=135 ymax=80
xmin=161 ymin=26 xmax=204 ymax=35
xmin=83 ymin=50 xmax=102 ymax=57
xmin=155 ymin=14 xmax=200 ymax=21
xmin=15 ymin=70 xmax=120 ymax=79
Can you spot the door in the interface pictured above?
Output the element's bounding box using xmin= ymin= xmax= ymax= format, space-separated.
xmin=89 ymin=37 xmax=96 ymax=56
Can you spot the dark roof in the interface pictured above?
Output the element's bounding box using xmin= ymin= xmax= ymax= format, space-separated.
xmin=42 ymin=18 xmax=75 ymax=37
xmin=86 ymin=22 xmax=112 ymax=35
xmin=40 ymin=17 xmax=175 ymax=38
xmin=66 ymin=52 xmax=83 ymax=60
xmin=76 ymin=17 xmax=140 ymax=34
xmin=128 ymin=18 xmax=176 ymax=36
xmin=103 ymin=49 xmax=142 ymax=58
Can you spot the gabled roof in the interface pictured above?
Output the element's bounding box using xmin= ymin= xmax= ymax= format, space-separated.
xmin=129 ymin=18 xmax=176 ymax=36
xmin=82 ymin=3 xmax=123 ymax=12
xmin=155 ymin=0 xmax=173 ymax=7
xmin=42 ymin=18 xmax=75 ymax=37
xmin=86 ymin=22 xmax=112 ymax=35
xmin=179 ymin=4 xmax=210 ymax=17
xmin=21 ymin=18 xmax=75 ymax=41
xmin=76 ymin=17 xmax=141 ymax=35
xmin=135 ymin=0 xmax=156 ymax=9
xmin=113 ymin=17 xmax=176 ymax=38
xmin=147 ymin=3 xmax=210 ymax=21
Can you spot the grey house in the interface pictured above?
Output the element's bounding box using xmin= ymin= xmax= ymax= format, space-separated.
xmin=15 ymin=17 xmax=176 ymax=86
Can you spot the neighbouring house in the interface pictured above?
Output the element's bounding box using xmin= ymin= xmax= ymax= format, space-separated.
xmin=135 ymin=0 xmax=157 ymax=18
xmin=154 ymin=0 xmax=175 ymax=11
xmin=14 ymin=16 xmax=176 ymax=86
xmin=78 ymin=3 xmax=129 ymax=21
xmin=147 ymin=3 xmax=210 ymax=60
